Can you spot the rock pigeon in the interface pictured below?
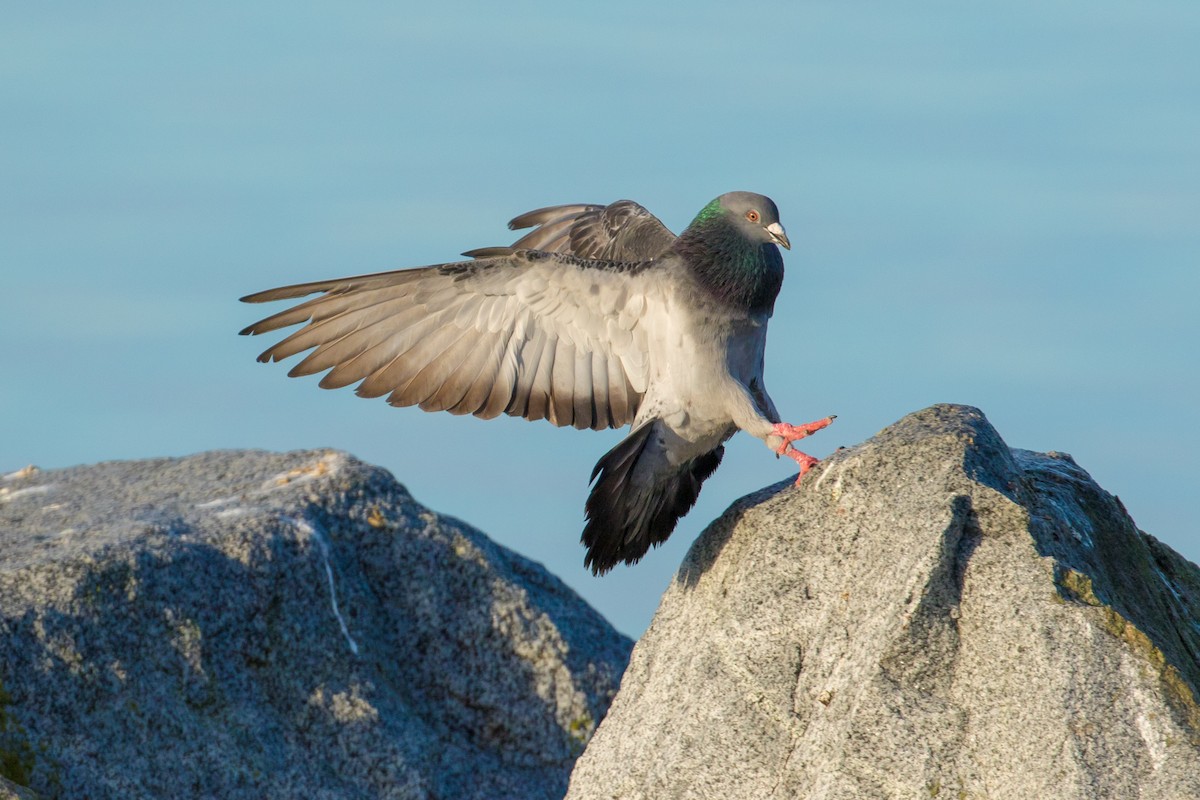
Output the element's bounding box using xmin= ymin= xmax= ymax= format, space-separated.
xmin=239 ymin=192 xmax=834 ymax=574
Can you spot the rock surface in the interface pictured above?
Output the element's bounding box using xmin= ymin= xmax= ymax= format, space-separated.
xmin=0 ymin=450 xmax=631 ymax=800
xmin=567 ymin=404 xmax=1200 ymax=799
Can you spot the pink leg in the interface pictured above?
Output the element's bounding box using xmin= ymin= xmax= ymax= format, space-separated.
xmin=773 ymin=415 xmax=836 ymax=484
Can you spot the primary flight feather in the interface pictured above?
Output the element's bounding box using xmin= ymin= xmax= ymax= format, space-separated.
xmin=240 ymin=191 xmax=833 ymax=574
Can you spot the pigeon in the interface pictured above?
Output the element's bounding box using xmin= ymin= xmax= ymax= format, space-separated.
xmin=239 ymin=192 xmax=834 ymax=574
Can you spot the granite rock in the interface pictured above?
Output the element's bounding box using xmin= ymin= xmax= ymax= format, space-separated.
xmin=0 ymin=450 xmax=631 ymax=799
xmin=567 ymin=404 xmax=1200 ymax=799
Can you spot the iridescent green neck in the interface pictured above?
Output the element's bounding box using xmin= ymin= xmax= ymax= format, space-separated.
xmin=688 ymin=197 xmax=724 ymax=227
xmin=671 ymin=214 xmax=785 ymax=314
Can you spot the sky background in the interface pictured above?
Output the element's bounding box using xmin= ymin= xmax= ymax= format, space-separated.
xmin=3 ymin=2 xmax=1197 ymax=638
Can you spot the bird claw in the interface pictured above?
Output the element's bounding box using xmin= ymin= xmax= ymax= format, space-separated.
xmin=785 ymin=450 xmax=820 ymax=483
xmin=772 ymin=415 xmax=835 ymax=484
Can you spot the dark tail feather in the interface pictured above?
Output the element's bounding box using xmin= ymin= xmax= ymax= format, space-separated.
xmin=582 ymin=422 xmax=723 ymax=575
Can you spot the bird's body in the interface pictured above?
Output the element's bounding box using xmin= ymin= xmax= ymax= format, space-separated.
xmin=240 ymin=192 xmax=833 ymax=573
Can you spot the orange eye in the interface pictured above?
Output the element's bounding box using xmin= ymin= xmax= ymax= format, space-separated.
xmin=746 ymin=210 xmax=760 ymax=223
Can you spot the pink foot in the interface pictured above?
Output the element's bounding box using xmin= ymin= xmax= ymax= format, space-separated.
xmin=782 ymin=448 xmax=820 ymax=482
xmin=773 ymin=415 xmax=836 ymax=484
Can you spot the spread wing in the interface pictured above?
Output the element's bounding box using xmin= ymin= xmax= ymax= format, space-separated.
xmin=462 ymin=200 xmax=676 ymax=262
xmin=240 ymin=251 xmax=659 ymax=431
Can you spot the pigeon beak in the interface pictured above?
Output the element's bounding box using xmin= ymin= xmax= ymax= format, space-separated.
xmin=766 ymin=221 xmax=791 ymax=250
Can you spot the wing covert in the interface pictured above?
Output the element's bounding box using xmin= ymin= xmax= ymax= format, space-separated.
xmin=462 ymin=200 xmax=676 ymax=262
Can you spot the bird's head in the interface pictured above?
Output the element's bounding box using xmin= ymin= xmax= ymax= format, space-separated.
xmin=673 ymin=191 xmax=790 ymax=312
xmin=702 ymin=192 xmax=790 ymax=250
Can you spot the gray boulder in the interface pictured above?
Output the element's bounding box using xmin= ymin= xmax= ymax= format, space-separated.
xmin=568 ymin=404 xmax=1200 ymax=799
xmin=0 ymin=450 xmax=631 ymax=799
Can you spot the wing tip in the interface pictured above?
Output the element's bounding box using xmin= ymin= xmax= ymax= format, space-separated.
xmin=461 ymin=246 xmax=514 ymax=259
xmin=507 ymin=204 xmax=604 ymax=232
xmin=239 ymin=288 xmax=288 ymax=304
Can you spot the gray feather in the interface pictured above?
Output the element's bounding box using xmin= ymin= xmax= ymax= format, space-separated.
xmin=464 ymin=200 xmax=676 ymax=262
xmin=242 ymin=251 xmax=653 ymax=431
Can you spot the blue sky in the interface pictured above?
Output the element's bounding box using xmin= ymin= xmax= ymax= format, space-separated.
xmin=3 ymin=2 xmax=1197 ymax=637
